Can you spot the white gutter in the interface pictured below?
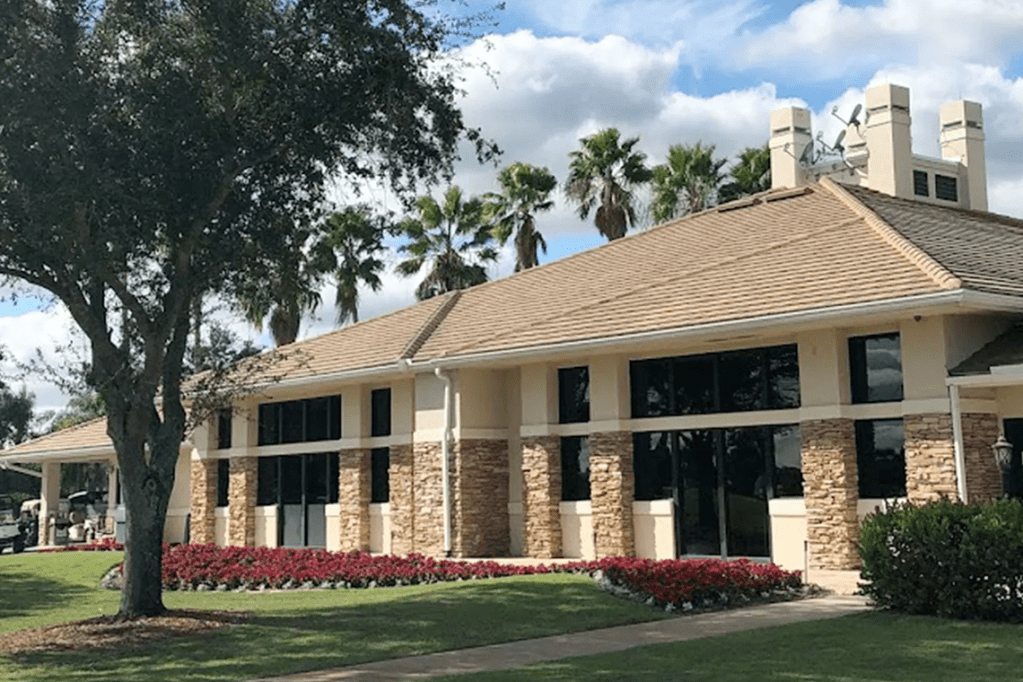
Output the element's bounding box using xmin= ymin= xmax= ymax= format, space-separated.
xmin=948 ymin=384 xmax=968 ymax=503
xmin=434 ymin=367 xmax=453 ymax=556
xmin=0 ymin=461 xmax=43 ymax=479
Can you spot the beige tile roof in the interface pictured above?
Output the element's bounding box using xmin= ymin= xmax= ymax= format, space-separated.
xmin=18 ymin=178 xmax=1023 ymax=458
xmin=0 ymin=417 xmax=112 ymax=459
xmin=413 ymin=181 xmax=956 ymax=358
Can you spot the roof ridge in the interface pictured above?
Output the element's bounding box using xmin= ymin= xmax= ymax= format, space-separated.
xmin=400 ymin=290 xmax=462 ymax=360
xmin=437 ymin=209 xmax=863 ymax=358
xmin=820 ymin=177 xmax=963 ymax=290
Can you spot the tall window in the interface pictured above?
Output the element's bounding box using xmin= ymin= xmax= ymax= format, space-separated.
xmin=371 ymin=388 xmax=391 ymax=437
xmin=258 ymin=395 xmax=341 ymax=445
xmin=217 ymin=409 xmax=232 ymax=450
xmin=371 ymin=447 xmax=390 ymax=503
xmin=631 ymin=344 xmax=799 ymax=418
xmin=560 ymin=436 xmax=590 ymax=501
xmin=849 ymin=333 xmax=903 ymax=403
xmin=255 ymin=454 xmax=340 ymax=507
xmin=558 ymin=367 xmax=590 ymax=424
xmin=216 ymin=459 xmax=230 ymax=507
xmin=856 ymin=419 xmax=905 ymax=498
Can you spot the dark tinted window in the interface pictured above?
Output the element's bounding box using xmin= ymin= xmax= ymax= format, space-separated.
xmin=371 ymin=388 xmax=391 ymax=437
xmin=560 ymin=436 xmax=591 ymax=501
xmin=558 ymin=367 xmax=590 ymax=424
xmin=281 ymin=401 xmax=305 ymax=444
xmin=719 ymin=350 xmax=765 ymax=412
xmin=631 ymin=358 xmax=672 ymax=418
xmin=257 ymin=457 xmax=279 ymax=506
xmin=371 ymin=447 xmax=390 ymax=503
xmin=913 ymin=170 xmax=929 ymax=197
xmin=305 ymin=397 xmax=330 ymax=442
xmin=674 ymin=356 xmax=715 ymax=414
xmin=856 ymin=419 xmax=905 ymax=498
xmin=935 ymin=174 xmax=958 ymax=202
xmin=631 ymin=344 xmax=799 ymax=418
xmin=850 ymin=333 xmax=903 ymax=403
xmin=328 ymin=453 xmax=339 ymax=504
xmin=258 ymin=404 xmax=280 ymax=446
xmin=772 ymin=425 xmax=803 ymax=497
xmin=280 ymin=455 xmax=303 ymax=504
xmin=328 ymin=395 xmax=341 ymax=440
xmin=768 ymin=345 xmax=801 ymax=409
xmin=258 ymin=396 xmax=342 ymax=445
xmin=633 ymin=431 xmax=674 ymax=501
xmin=217 ymin=409 xmax=232 ymax=450
xmin=216 ymin=459 xmax=230 ymax=507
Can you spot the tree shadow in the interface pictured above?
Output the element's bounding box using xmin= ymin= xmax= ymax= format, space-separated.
xmin=0 ymin=569 xmax=95 ymax=620
xmin=5 ymin=577 xmax=661 ymax=682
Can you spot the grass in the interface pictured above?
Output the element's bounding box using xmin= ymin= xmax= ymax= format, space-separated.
xmin=431 ymin=611 xmax=1023 ymax=682
xmin=0 ymin=551 xmax=668 ymax=682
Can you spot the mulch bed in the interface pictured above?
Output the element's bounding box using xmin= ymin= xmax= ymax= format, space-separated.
xmin=0 ymin=610 xmax=251 ymax=655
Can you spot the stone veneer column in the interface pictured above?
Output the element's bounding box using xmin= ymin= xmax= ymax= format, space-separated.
xmin=589 ymin=431 xmax=635 ymax=558
xmin=802 ymin=419 xmax=860 ymax=570
xmin=411 ymin=442 xmax=444 ymax=556
xmin=521 ymin=435 xmax=562 ymax=558
xmin=189 ymin=458 xmax=217 ymax=544
xmin=451 ymin=439 xmax=510 ymax=558
xmin=228 ymin=456 xmax=257 ymax=547
xmin=338 ymin=448 xmax=371 ymax=551
xmin=962 ymin=413 xmax=1002 ymax=505
xmin=904 ymin=414 xmax=959 ymax=503
xmin=389 ymin=443 xmax=415 ymax=555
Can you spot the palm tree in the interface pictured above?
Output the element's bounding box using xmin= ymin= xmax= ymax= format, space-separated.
xmin=564 ymin=128 xmax=652 ymax=241
xmin=397 ymin=186 xmax=498 ymax=300
xmin=237 ymin=218 xmax=325 ymax=346
xmin=650 ymin=142 xmax=727 ymax=223
xmin=484 ymin=162 xmax=557 ymax=271
xmin=324 ymin=206 xmax=387 ymax=325
xmin=719 ymin=144 xmax=772 ymax=204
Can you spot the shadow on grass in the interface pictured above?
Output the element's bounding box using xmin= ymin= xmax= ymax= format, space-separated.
xmin=0 ymin=569 xmax=95 ymax=620
xmin=4 ymin=577 xmax=662 ymax=682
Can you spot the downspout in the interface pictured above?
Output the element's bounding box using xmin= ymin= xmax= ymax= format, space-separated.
xmin=0 ymin=461 xmax=43 ymax=479
xmin=434 ymin=367 xmax=453 ymax=556
xmin=949 ymin=383 xmax=968 ymax=503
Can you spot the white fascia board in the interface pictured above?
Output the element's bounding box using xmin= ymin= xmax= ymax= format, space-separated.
xmin=947 ymin=372 xmax=1023 ymax=388
xmin=410 ymin=290 xmax=974 ymax=370
xmin=0 ymin=446 xmax=115 ymax=464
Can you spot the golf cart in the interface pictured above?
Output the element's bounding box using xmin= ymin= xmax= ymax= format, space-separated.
xmin=0 ymin=496 xmax=27 ymax=554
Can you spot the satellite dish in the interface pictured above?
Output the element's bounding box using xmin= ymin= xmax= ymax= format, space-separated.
xmin=798 ymin=143 xmax=814 ymax=167
xmin=833 ymin=129 xmax=846 ymax=153
xmin=848 ymin=104 xmax=862 ymax=127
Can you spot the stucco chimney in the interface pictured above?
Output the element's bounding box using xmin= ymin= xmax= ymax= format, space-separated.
xmin=864 ymin=84 xmax=913 ymax=198
xmin=769 ymin=106 xmax=812 ymax=190
xmin=939 ymin=100 xmax=987 ymax=211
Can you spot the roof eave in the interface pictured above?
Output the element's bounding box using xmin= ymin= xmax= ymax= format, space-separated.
xmin=413 ymin=288 xmax=1023 ymax=370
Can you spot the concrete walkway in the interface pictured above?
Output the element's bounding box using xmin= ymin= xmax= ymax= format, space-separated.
xmin=251 ymin=594 xmax=870 ymax=682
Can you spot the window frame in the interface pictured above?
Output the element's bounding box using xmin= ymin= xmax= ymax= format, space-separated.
xmin=216 ymin=459 xmax=230 ymax=507
xmin=849 ymin=333 xmax=904 ymax=404
xmin=258 ymin=395 xmax=341 ymax=446
xmin=855 ymin=418 xmax=906 ymax=499
xmin=371 ymin=388 xmax=392 ymax=437
xmin=558 ymin=366 xmax=590 ymax=424
xmin=560 ymin=436 xmax=591 ymax=501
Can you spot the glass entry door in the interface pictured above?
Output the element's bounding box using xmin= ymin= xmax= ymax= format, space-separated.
xmin=636 ymin=427 xmax=788 ymax=559
xmin=277 ymin=454 xmax=336 ymax=548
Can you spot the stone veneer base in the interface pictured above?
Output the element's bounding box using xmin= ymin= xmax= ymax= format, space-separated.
xmin=802 ymin=419 xmax=860 ymax=570
xmin=589 ymin=431 xmax=635 ymax=558
xmin=189 ymin=458 xmax=217 ymax=544
xmin=228 ymin=456 xmax=257 ymax=547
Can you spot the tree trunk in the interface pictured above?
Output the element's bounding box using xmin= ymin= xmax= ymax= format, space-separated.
xmin=117 ymin=438 xmax=175 ymax=618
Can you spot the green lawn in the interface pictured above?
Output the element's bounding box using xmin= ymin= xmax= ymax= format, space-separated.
xmin=432 ymin=611 xmax=1023 ymax=682
xmin=0 ymin=551 xmax=668 ymax=682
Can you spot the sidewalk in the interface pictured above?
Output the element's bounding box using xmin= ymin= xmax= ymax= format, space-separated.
xmin=251 ymin=594 xmax=870 ymax=682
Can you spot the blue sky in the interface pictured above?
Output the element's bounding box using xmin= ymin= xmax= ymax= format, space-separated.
xmin=4 ymin=0 xmax=1023 ymax=412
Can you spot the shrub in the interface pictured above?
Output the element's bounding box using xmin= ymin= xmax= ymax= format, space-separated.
xmin=859 ymin=498 xmax=1023 ymax=622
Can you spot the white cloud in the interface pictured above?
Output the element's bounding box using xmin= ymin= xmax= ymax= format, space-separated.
xmin=0 ymin=306 xmax=81 ymax=414
xmin=736 ymin=0 xmax=1023 ymax=79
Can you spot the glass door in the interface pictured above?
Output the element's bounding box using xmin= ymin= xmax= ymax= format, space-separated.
xmin=676 ymin=430 xmax=721 ymax=556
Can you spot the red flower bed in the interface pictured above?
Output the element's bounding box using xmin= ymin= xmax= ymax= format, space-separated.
xmin=158 ymin=544 xmax=802 ymax=609
xmin=38 ymin=538 xmax=124 ymax=552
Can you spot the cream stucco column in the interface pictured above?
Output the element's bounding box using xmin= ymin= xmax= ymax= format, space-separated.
xmin=40 ymin=462 xmax=60 ymax=546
